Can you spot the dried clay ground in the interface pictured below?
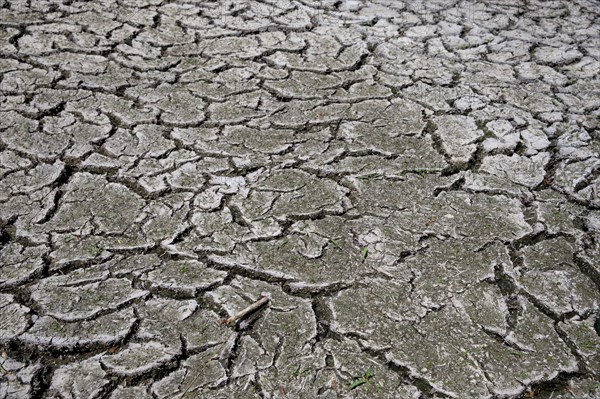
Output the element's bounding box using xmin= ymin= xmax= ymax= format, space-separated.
xmin=1 ymin=1 xmax=600 ymax=398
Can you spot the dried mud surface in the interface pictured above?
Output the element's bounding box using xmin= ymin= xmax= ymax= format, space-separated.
xmin=1 ymin=1 xmax=600 ymax=398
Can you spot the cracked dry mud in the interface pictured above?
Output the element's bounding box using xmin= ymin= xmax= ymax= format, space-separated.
xmin=0 ymin=1 xmax=599 ymax=398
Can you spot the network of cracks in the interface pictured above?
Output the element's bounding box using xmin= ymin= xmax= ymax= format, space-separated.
xmin=1 ymin=0 xmax=600 ymax=398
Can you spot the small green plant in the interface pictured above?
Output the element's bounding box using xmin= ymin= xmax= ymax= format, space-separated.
xmin=329 ymin=239 xmax=340 ymax=249
xmin=357 ymin=173 xmax=381 ymax=180
xmin=579 ymin=340 xmax=598 ymax=351
xmin=289 ymin=365 xmax=311 ymax=378
xmin=89 ymin=244 xmax=103 ymax=257
xmin=349 ymin=368 xmax=374 ymax=390
xmin=361 ymin=247 xmax=368 ymax=262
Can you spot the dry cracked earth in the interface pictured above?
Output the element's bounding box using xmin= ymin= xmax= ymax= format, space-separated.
xmin=1 ymin=0 xmax=600 ymax=398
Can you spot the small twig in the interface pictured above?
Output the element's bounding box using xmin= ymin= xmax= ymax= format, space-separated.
xmin=220 ymin=295 xmax=270 ymax=325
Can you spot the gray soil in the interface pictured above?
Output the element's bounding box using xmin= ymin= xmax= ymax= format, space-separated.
xmin=1 ymin=1 xmax=600 ymax=398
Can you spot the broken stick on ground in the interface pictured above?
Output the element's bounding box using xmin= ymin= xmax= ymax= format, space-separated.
xmin=220 ymin=295 xmax=271 ymax=326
